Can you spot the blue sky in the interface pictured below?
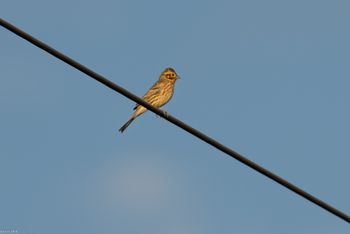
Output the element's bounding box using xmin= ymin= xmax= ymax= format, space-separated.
xmin=1 ymin=0 xmax=349 ymax=233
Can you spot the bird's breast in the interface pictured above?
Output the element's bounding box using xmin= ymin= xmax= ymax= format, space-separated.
xmin=158 ymin=83 xmax=174 ymax=106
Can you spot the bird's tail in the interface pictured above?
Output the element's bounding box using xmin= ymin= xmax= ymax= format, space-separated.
xmin=119 ymin=117 xmax=135 ymax=133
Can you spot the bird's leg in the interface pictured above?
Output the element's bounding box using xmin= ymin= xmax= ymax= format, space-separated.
xmin=155 ymin=109 xmax=169 ymax=118
xmin=161 ymin=109 xmax=169 ymax=118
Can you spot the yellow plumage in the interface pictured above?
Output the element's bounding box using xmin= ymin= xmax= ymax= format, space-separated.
xmin=119 ymin=68 xmax=180 ymax=133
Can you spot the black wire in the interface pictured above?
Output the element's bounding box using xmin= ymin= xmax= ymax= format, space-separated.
xmin=1 ymin=18 xmax=349 ymax=223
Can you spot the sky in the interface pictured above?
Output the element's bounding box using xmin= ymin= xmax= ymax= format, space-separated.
xmin=1 ymin=0 xmax=350 ymax=233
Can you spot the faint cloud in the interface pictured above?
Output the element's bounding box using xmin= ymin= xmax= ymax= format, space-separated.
xmin=112 ymin=159 xmax=170 ymax=209
xmin=95 ymin=151 xmax=179 ymax=213
xmin=91 ymin=150 xmax=205 ymax=234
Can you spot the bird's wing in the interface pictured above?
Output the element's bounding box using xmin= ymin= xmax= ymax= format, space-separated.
xmin=133 ymin=81 xmax=161 ymax=110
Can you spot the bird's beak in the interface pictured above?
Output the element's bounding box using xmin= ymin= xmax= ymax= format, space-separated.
xmin=177 ymin=75 xmax=181 ymax=80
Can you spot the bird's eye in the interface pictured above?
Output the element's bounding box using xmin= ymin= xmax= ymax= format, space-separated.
xmin=171 ymin=73 xmax=175 ymax=77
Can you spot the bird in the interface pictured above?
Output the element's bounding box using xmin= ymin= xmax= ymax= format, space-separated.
xmin=119 ymin=67 xmax=180 ymax=133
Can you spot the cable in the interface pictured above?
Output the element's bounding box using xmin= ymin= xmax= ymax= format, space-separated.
xmin=1 ymin=18 xmax=349 ymax=223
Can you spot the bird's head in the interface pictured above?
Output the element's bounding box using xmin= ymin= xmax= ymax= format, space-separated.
xmin=159 ymin=67 xmax=180 ymax=82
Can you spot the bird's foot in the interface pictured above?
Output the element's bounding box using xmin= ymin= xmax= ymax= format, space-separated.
xmin=162 ymin=110 xmax=169 ymax=117
xmin=155 ymin=110 xmax=169 ymax=118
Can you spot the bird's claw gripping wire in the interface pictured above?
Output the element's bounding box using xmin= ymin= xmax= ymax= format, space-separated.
xmin=156 ymin=109 xmax=169 ymax=118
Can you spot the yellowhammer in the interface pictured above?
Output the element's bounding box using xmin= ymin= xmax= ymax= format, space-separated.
xmin=119 ymin=67 xmax=180 ymax=133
